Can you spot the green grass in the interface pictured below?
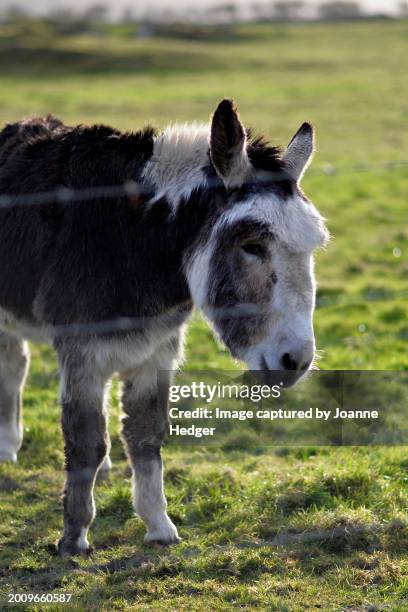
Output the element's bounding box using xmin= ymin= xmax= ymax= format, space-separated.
xmin=0 ymin=19 xmax=408 ymax=611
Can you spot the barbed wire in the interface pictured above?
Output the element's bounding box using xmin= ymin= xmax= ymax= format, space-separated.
xmin=316 ymin=289 xmax=408 ymax=309
xmin=310 ymin=159 xmax=408 ymax=175
xmin=0 ymin=159 xmax=406 ymax=340
xmin=0 ymin=158 xmax=407 ymax=211
xmin=3 ymin=284 xmax=407 ymax=343
xmin=0 ymin=181 xmax=148 ymax=209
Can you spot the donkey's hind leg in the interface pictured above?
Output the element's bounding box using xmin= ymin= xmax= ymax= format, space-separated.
xmin=56 ymin=345 xmax=109 ymax=556
xmin=0 ymin=332 xmax=29 ymax=462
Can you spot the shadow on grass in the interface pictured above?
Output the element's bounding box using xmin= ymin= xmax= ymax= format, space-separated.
xmin=2 ymin=520 xmax=406 ymax=591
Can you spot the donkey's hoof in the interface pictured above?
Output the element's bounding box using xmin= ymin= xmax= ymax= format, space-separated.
xmin=0 ymin=451 xmax=17 ymax=463
xmin=144 ymin=521 xmax=181 ymax=546
xmin=144 ymin=533 xmax=181 ymax=546
xmin=57 ymin=538 xmax=93 ymax=557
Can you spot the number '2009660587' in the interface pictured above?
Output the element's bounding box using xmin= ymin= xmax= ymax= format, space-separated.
xmin=7 ymin=593 xmax=73 ymax=604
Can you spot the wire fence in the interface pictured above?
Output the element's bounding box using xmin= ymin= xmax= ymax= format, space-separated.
xmin=3 ymin=285 xmax=406 ymax=342
xmin=311 ymin=159 xmax=408 ymax=175
xmin=0 ymin=158 xmax=406 ymax=340
xmin=0 ymin=157 xmax=407 ymax=210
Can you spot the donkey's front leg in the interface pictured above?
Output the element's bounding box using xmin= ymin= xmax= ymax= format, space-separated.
xmin=57 ymin=351 xmax=109 ymax=556
xmin=121 ymin=368 xmax=179 ymax=545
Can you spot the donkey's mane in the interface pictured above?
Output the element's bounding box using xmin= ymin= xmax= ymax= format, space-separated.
xmin=143 ymin=123 xmax=210 ymax=208
xmin=246 ymin=130 xmax=284 ymax=173
xmin=143 ymin=123 xmax=288 ymax=210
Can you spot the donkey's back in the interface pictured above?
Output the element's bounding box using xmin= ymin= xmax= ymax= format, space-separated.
xmin=0 ymin=116 xmax=186 ymax=328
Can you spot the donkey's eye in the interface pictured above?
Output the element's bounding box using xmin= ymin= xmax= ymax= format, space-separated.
xmin=241 ymin=242 xmax=266 ymax=258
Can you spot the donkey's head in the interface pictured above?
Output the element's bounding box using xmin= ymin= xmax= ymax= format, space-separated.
xmin=185 ymin=100 xmax=329 ymax=386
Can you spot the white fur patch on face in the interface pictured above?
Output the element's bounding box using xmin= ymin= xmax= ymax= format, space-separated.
xmin=240 ymin=246 xmax=317 ymax=375
xmin=184 ymin=188 xmax=326 ymax=378
xmin=185 ymin=191 xmax=327 ymax=320
xmin=219 ymin=192 xmax=329 ymax=253
xmin=143 ymin=123 xmax=211 ymax=212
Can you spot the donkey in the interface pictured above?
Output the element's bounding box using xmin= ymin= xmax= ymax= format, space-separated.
xmin=0 ymin=100 xmax=328 ymax=555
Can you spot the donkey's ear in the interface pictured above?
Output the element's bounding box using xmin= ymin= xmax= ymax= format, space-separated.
xmin=210 ymin=99 xmax=250 ymax=188
xmin=283 ymin=122 xmax=315 ymax=182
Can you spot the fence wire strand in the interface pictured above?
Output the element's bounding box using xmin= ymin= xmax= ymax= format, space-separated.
xmin=0 ymin=159 xmax=406 ymax=340
xmin=0 ymin=158 xmax=407 ymax=210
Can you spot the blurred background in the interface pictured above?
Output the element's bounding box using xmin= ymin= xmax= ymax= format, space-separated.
xmin=2 ymin=0 xmax=407 ymax=20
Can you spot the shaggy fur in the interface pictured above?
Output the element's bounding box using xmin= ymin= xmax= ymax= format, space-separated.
xmin=0 ymin=100 xmax=328 ymax=555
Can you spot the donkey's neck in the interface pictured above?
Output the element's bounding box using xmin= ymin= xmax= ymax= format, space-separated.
xmin=142 ymin=123 xmax=211 ymax=212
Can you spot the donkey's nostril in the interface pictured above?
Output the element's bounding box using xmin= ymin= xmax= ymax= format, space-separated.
xmin=281 ymin=352 xmax=298 ymax=371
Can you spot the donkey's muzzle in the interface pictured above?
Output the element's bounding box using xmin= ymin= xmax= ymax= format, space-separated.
xmin=280 ymin=351 xmax=312 ymax=373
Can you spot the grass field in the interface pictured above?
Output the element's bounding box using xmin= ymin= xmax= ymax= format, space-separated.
xmin=0 ymin=19 xmax=407 ymax=610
